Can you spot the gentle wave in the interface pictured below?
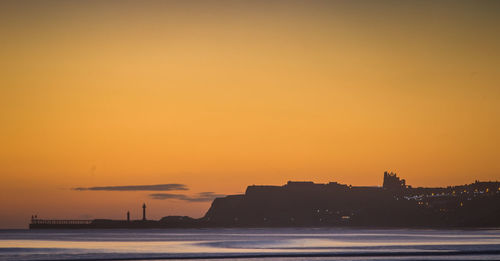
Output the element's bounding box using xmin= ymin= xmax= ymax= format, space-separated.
xmin=1 ymin=228 xmax=500 ymax=261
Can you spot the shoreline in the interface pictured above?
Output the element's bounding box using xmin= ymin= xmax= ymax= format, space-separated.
xmin=26 ymin=249 xmax=500 ymax=261
xmin=4 ymin=226 xmax=500 ymax=231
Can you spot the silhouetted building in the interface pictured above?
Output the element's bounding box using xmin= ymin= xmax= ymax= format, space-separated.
xmin=383 ymin=171 xmax=406 ymax=192
xmin=142 ymin=203 xmax=146 ymax=221
xmin=127 ymin=211 xmax=130 ymax=222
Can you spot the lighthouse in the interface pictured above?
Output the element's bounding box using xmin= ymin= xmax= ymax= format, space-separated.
xmin=142 ymin=203 xmax=146 ymax=221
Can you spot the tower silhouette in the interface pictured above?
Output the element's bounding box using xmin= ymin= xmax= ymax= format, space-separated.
xmin=127 ymin=211 xmax=130 ymax=222
xmin=142 ymin=203 xmax=146 ymax=221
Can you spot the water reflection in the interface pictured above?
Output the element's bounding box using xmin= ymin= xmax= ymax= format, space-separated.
xmin=1 ymin=228 xmax=500 ymax=260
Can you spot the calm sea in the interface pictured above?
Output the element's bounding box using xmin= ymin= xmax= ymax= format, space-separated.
xmin=1 ymin=228 xmax=500 ymax=261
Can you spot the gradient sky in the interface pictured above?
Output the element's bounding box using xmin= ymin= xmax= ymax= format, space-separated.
xmin=1 ymin=0 xmax=500 ymax=228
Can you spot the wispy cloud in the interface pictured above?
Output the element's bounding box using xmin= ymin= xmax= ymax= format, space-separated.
xmin=150 ymin=192 xmax=225 ymax=202
xmin=73 ymin=184 xmax=188 ymax=191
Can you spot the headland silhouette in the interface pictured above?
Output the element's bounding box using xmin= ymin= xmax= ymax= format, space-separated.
xmin=30 ymin=172 xmax=500 ymax=229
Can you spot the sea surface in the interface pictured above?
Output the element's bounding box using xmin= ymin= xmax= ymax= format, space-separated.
xmin=1 ymin=228 xmax=500 ymax=261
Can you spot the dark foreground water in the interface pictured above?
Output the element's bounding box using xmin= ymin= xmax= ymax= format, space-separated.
xmin=1 ymin=228 xmax=500 ymax=261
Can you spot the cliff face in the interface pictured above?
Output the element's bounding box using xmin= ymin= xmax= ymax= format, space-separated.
xmin=202 ymin=178 xmax=500 ymax=227
xmin=203 ymin=195 xmax=245 ymax=223
xmin=203 ymin=181 xmax=422 ymax=227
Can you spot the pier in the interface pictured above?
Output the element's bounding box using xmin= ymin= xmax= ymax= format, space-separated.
xmin=31 ymin=219 xmax=93 ymax=225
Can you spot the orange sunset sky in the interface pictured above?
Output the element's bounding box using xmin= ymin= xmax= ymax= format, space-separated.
xmin=1 ymin=1 xmax=500 ymax=228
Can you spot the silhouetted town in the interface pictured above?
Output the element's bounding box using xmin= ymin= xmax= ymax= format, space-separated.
xmin=30 ymin=172 xmax=500 ymax=229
